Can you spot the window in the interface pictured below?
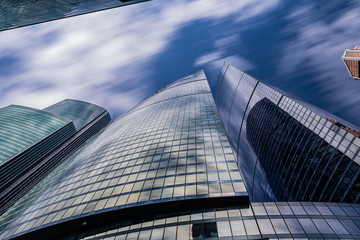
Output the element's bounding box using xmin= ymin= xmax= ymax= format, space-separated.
xmin=191 ymin=222 xmax=217 ymax=239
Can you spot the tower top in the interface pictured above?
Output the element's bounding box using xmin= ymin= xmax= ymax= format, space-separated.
xmin=342 ymin=46 xmax=360 ymax=80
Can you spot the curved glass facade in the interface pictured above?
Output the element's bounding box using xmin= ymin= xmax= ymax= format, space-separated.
xmin=67 ymin=201 xmax=360 ymax=239
xmin=216 ymin=64 xmax=360 ymax=203
xmin=44 ymin=99 xmax=108 ymax=131
xmin=0 ymin=101 xmax=110 ymax=219
xmin=0 ymin=105 xmax=73 ymax=166
xmin=0 ymin=0 xmax=149 ymax=32
xmin=0 ymin=71 xmax=247 ymax=239
xmin=0 ymin=105 xmax=76 ymax=193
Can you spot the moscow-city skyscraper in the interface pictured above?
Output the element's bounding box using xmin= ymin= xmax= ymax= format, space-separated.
xmin=1 ymin=69 xmax=360 ymax=239
xmin=216 ymin=64 xmax=360 ymax=203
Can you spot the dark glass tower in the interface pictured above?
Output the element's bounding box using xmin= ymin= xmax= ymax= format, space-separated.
xmin=0 ymin=99 xmax=110 ymax=216
xmin=1 ymin=72 xmax=360 ymax=239
xmin=216 ymin=63 xmax=360 ymax=203
xmin=0 ymin=0 xmax=149 ymax=32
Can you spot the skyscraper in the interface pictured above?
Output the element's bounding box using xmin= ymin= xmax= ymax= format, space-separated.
xmin=342 ymin=46 xmax=360 ymax=80
xmin=216 ymin=63 xmax=360 ymax=203
xmin=0 ymin=99 xmax=110 ymax=216
xmin=0 ymin=71 xmax=249 ymax=239
xmin=1 ymin=71 xmax=360 ymax=239
xmin=0 ymin=0 xmax=149 ymax=32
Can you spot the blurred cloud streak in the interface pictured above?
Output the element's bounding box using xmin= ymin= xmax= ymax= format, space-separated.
xmin=278 ymin=1 xmax=360 ymax=125
xmin=0 ymin=0 xmax=280 ymax=119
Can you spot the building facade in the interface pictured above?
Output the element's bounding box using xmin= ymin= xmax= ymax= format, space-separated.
xmin=0 ymin=0 xmax=149 ymax=32
xmin=0 ymin=71 xmax=248 ymax=239
xmin=1 ymin=71 xmax=360 ymax=239
xmin=216 ymin=63 xmax=360 ymax=203
xmin=342 ymin=46 xmax=360 ymax=80
xmin=65 ymin=201 xmax=360 ymax=239
xmin=0 ymin=99 xmax=110 ymax=216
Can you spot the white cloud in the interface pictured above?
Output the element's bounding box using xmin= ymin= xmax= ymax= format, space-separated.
xmin=214 ymin=35 xmax=240 ymax=48
xmin=0 ymin=0 xmax=281 ymax=118
xmin=235 ymin=0 xmax=280 ymax=22
xmin=194 ymin=52 xmax=223 ymax=67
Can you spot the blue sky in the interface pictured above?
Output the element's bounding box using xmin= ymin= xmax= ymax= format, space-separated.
xmin=0 ymin=0 xmax=359 ymax=126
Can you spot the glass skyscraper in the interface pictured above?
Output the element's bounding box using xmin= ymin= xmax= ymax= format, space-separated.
xmin=1 ymin=71 xmax=360 ymax=239
xmin=0 ymin=71 xmax=249 ymax=239
xmin=0 ymin=0 xmax=149 ymax=32
xmin=216 ymin=63 xmax=360 ymax=203
xmin=0 ymin=99 xmax=110 ymax=216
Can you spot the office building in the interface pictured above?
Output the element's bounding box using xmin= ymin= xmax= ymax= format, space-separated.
xmin=0 ymin=71 xmax=248 ymax=239
xmin=216 ymin=63 xmax=360 ymax=203
xmin=0 ymin=99 xmax=110 ymax=216
xmin=1 ymin=71 xmax=360 ymax=239
xmin=0 ymin=0 xmax=149 ymax=32
xmin=342 ymin=46 xmax=360 ymax=79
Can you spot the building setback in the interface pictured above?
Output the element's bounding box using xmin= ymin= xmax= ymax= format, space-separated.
xmin=0 ymin=99 xmax=110 ymax=216
xmin=0 ymin=71 xmax=360 ymax=239
xmin=0 ymin=0 xmax=149 ymax=32
xmin=216 ymin=63 xmax=360 ymax=203
xmin=342 ymin=46 xmax=360 ymax=79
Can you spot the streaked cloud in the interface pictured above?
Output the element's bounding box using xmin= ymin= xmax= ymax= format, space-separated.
xmin=214 ymin=35 xmax=240 ymax=48
xmin=0 ymin=0 xmax=281 ymax=119
xmin=194 ymin=52 xmax=224 ymax=67
xmin=277 ymin=1 xmax=360 ymax=125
